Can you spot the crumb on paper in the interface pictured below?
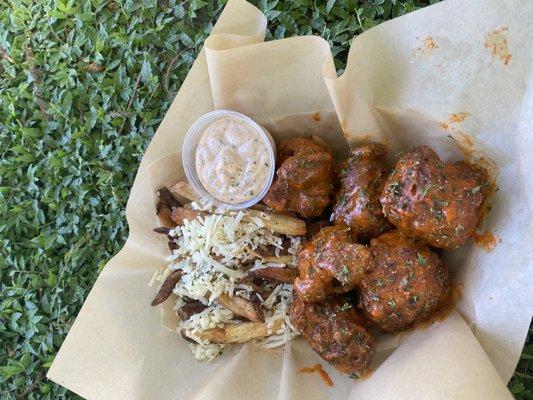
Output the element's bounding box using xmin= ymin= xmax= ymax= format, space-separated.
xmin=312 ymin=112 xmax=321 ymax=122
xmin=473 ymin=230 xmax=500 ymax=252
xmin=423 ymin=36 xmax=437 ymax=49
xmin=484 ymin=26 xmax=512 ymax=66
xmin=410 ymin=35 xmax=438 ymax=61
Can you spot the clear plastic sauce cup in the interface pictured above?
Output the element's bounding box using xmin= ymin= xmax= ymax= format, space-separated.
xmin=182 ymin=110 xmax=276 ymax=210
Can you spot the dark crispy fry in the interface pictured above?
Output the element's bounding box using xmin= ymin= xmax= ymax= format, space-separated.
xmin=178 ymin=300 xmax=207 ymax=320
xmin=217 ymin=293 xmax=264 ymax=322
xmin=242 ymin=281 xmax=271 ymax=301
xmin=157 ymin=186 xmax=182 ymax=209
xmin=151 ymin=270 xmax=183 ymax=306
xmin=246 ymin=267 xmax=299 ymax=284
xmin=180 ymin=329 xmax=198 ymax=344
xmin=170 ymin=207 xmax=207 ymax=225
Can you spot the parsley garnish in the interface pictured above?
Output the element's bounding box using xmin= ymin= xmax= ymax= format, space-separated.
xmin=417 ymin=252 xmax=427 ymax=266
xmin=389 ymin=181 xmax=401 ymax=195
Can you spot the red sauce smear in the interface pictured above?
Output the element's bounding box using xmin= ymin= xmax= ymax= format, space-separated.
xmin=484 ymin=26 xmax=512 ymax=65
xmin=474 ymin=230 xmax=499 ymax=252
xmin=449 ymin=112 xmax=470 ymax=123
xmin=299 ymin=363 xmax=334 ymax=387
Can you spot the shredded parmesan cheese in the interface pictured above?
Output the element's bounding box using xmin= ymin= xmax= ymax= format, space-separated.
xmin=154 ymin=200 xmax=301 ymax=360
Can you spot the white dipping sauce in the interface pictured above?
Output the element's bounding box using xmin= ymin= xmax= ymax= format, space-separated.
xmin=195 ymin=116 xmax=271 ymax=204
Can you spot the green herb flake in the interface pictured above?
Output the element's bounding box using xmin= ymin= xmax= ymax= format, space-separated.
xmin=434 ymin=209 xmax=445 ymax=221
xmin=417 ymin=253 xmax=427 ymax=266
xmin=471 ymin=185 xmax=483 ymax=194
xmin=389 ymin=181 xmax=402 ymax=195
xmin=339 ymin=302 xmax=352 ymax=311
xmin=420 ymin=184 xmax=432 ymax=196
xmin=340 ymin=265 xmax=350 ymax=281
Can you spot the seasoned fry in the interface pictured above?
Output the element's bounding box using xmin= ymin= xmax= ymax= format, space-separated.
xmin=170 ymin=207 xmax=207 ymax=225
xmin=156 ymin=203 xmax=176 ymax=228
xmin=216 ymin=293 xmax=264 ymax=322
xmin=243 ymin=210 xmax=306 ymax=236
xmin=155 ymin=187 xmax=182 ymax=228
xmin=187 ymin=319 xmax=283 ymax=344
xmin=262 ymin=255 xmax=293 ymax=264
xmin=171 ymin=180 xmax=269 ymax=211
xmin=246 ymin=267 xmax=299 ymax=284
xmin=178 ymin=300 xmax=207 ymax=320
xmin=244 ymin=282 xmax=272 ymax=301
xmin=157 ymin=186 xmax=182 ymax=209
xmin=151 ymin=270 xmax=183 ymax=306
xmin=169 ymin=181 xmax=306 ymax=236
xmin=170 ymin=181 xmax=201 ymax=203
xmin=248 ymin=247 xmax=293 ymax=265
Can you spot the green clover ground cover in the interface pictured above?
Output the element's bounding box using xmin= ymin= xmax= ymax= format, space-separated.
xmin=0 ymin=0 xmax=530 ymax=398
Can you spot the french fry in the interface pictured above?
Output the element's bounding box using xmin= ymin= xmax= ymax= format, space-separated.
xmin=187 ymin=319 xmax=284 ymax=344
xmin=243 ymin=209 xmax=306 ymax=236
xmin=170 ymin=181 xmax=306 ymax=236
xmin=156 ymin=203 xmax=176 ymax=228
xmin=177 ymin=301 xmax=207 ymax=320
xmin=170 ymin=207 xmax=207 ymax=225
xmin=151 ymin=270 xmax=183 ymax=306
xmin=246 ymin=267 xmax=299 ymax=284
xmin=216 ymin=293 xmax=264 ymax=322
xmin=157 ymin=186 xmax=182 ymax=209
xmin=170 ymin=181 xmax=201 ymax=203
xmin=155 ymin=186 xmax=183 ymax=227
xmin=263 ymin=255 xmax=293 ymax=264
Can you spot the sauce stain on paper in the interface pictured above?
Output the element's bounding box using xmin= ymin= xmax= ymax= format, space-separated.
xmin=299 ymin=363 xmax=334 ymax=387
xmin=473 ymin=230 xmax=500 ymax=252
xmin=439 ymin=112 xmax=475 ymax=157
xmin=484 ymin=27 xmax=512 ymax=66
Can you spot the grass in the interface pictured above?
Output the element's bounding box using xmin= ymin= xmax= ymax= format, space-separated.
xmin=0 ymin=0 xmax=530 ymax=398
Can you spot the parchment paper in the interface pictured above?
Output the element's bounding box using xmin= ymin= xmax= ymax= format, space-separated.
xmin=47 ymin=0 xmax=532 ymax=398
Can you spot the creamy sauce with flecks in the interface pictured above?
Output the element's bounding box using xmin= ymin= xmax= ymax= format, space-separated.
xmin=195 ymin=117 xmax=271 ymax=204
